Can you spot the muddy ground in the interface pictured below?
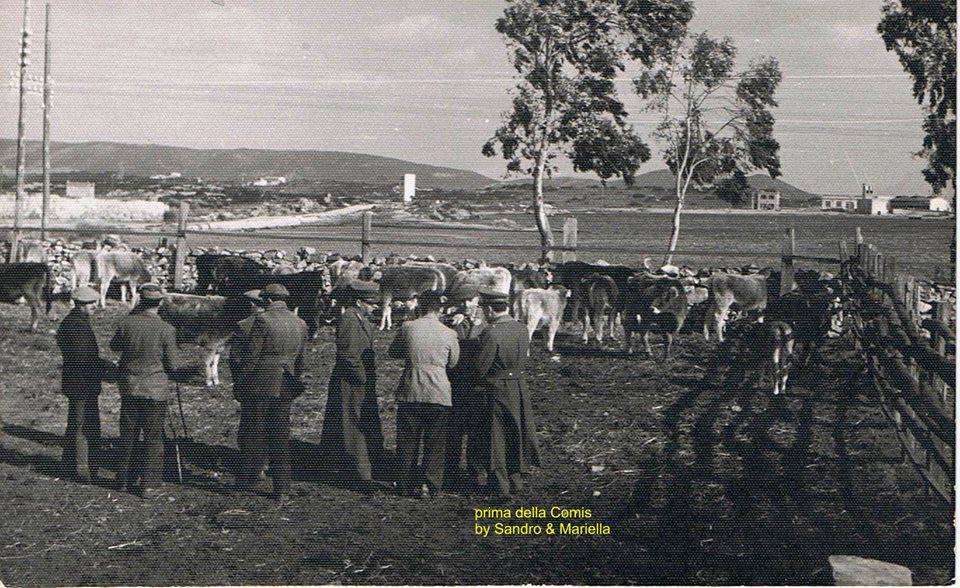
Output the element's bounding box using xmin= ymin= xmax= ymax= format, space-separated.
xmin=0 ymin=301 xmax=953 ymax=586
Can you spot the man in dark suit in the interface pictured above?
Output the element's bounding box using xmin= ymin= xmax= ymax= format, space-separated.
xmin=473 ymin=287 xmax=541 ymax=496
xmin=56 ymin=286 xmax=108 ymax=482
xmin=110 ymin=283 xmax=182 ymax=498
xmin=228 ymin=290 xmax=267 ymax=484
xmin=442 ymin=285 xmax=487 ymax=490
xmin=231 ymin=283 xmax=308 ymax=501
xmin=321 ymin=281 xmax=386 ymax=493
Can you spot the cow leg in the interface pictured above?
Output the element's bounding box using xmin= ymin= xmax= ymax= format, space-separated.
xmin=772 ymin=347 xmax=781 ymax=395
xmin=99 ymin=278 xmax=110 ymax=308
xmin=664 ymin=333 xmax=674 ymax=358
xmin=29 ymin=302 xmax=39 ymax=333
xmin=609 ymin=312 xmax=621 ymax=341
xmin=546 ymin=318 xmax=560 ymax=353
xmin=525 ymin=309 xmax=541 ymax=356
xmin=581 ymin=312 xmax=592 ymax=343
xmin=643 ymin=331 xmax=653 ymax=356
xmin=595 ymin=314 xmax=605 ymax=343
xmin=212 ymin=350 xmax=221 ymax=386
xmin=203 ymin=352 xmax=215 ymax=387
xmin=120 ymin=283 xmax=128 ymax=304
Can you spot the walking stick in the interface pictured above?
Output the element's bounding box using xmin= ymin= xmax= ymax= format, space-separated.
xmin=172 ymin=383 xmax=190 ymax=484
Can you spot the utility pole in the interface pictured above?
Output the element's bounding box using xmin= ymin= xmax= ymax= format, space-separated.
xmin=40 ymin=1 xmax=51 ymax=241
xmin=10 ymin=0 xmax=31 ymax=262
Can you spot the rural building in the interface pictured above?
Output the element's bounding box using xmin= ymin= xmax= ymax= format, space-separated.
xmin=891 ymin=195 xmax=953 ymax=213
xmin=821 ymin=195 xmax=858 ymax=211
xmin=751 ymin=189 xmax=781 ymax=211
xmin=403 ymin=173 xmax=416 ymax=203
xmin=856 ymin=196 xmax=892 ymax=216
xmin=65 ymin=181 xmax=96 ymax=198
xmin=150 ymin=172 xmax=182 ymax=180
xmin=251 ymin=176 xmax=287 ymax=186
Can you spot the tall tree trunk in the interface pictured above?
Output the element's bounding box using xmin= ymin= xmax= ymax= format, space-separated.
xmin=533 ymin=159 xmax=554 ymax=263
xmin=665 ymin=180 xmax=685 ymax=266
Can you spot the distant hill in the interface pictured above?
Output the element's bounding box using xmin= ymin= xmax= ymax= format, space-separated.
xmin=485 ymin=169 xmax=816 ymax=200
xmin=0 ymin=140 xmax=494 ymax=190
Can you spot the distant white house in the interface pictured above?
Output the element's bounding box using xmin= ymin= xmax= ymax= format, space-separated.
xmin=856 ymin=196 xmax=893 ymax=216
xmin=820 ymin=195 xmax=858 ymax=211
xmin=250 ymin=176 xmax=287 ymax=187
xmin=751 ymin=189 xmax=780 ymax=211
xmin=65 ymin=181 xmax=95 ymax=199
xmin=150 ymin=172 xmax=182 ymax=180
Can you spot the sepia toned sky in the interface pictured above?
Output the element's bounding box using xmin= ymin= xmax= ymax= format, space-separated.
xmin=0 ymin=0 xmax=939 ymax=195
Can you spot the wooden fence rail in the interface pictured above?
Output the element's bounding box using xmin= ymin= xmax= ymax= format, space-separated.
xmin=843 ymin=227 xmax=956 ymax=504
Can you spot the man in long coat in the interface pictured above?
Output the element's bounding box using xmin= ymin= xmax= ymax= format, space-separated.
xmin=321 ymin=281 xmax=386 ymax=492
xmin=56 ymin=286 xmax=107 ymax=482
xmin=473 ymin=287 xmax=541 ymax=496
xmin=232 ymin=283 xmax=307 ymax=501
xmin=110 ymin=283 xmax=182 ymax=498
xmin=442 ymin=285 xmax=487 ymax=490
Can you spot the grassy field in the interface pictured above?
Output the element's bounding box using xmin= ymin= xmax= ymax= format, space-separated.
xmin=0 ymin=300 xmax=953 ymax=586
xmin=122 ymin=211 xmax=953 ymax=281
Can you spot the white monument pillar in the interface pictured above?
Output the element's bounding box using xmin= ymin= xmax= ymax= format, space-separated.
xmin=403 ymin=173 xmax=416 ymax=204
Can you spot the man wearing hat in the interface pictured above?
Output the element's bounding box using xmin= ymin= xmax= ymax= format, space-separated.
xmin=56 ymin=286 xmax=109 ymax=482
xmin=321 ymin=280 xmax=386 ymax=492
xmin=228 ymin=290 xmax=268 ymax=486
xmin=388 ymin=290 xmax=460 ymax=498
xmin=442 ymin=285 xmax=487 ymax=489
xmin=232 ymin=283 xmax=308 ymax=501
xmin=472 ymin=287 xmax=541 ymax=496
xmin=110 ymin=283 xmax=182 ymax=498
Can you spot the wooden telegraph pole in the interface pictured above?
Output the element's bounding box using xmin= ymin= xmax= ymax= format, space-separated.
xmin=40 ymin=1 xmax=52 ymax=241
xmin=10 ymin=0 xmax=32 ymax=262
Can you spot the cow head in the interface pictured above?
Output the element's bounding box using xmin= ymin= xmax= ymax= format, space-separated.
xmin=650 ymin=283 xmax=687 ymax=315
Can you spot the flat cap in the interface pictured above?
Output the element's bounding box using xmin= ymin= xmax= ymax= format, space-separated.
xmin=478 ymin=287 xmax=510 ymax=304
xmin=71 ymin=286 xmax=99 ymax=305
xmin=242 ymin=289 xmax=263 ymax=303
xmin=261 ymin=283 xmax=290 ymax=298
xmin=348 ymin=280 xmax=380 ymax=302
xmin=446 ymin=285 xmax=480 ymax=303
xmin=139 ymin=283 xmax=164 ymax=300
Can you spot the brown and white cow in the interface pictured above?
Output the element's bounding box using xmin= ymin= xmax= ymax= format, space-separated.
xmin=451 ymin=266 xmax=512 ymax=297
xmin=623 ymin=275 xmax=692 ymax=357
xmin=702 ymin=273 xmax=768 ymax=342
xmin=518 ymin=285 xmax=570 ymax=353
xmin=69 ymin=250 xmax=96 ymax=292
xmin=95 ymin=250 xmax=152 ymax=307
xmin=0 ymin=262 xmax=52 ymax=332
xmin=159 ymin=293 xmax=257 ymax=387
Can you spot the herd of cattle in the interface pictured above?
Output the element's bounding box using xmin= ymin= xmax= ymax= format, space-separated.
xmin=0 ymin=243 xmax=848 ymax=395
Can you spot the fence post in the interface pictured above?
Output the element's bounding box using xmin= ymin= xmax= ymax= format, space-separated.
xmin=780 ymin=227 xmax=796 ymax=294
xmin=561 ymin=217 xmax=578 ymax=263
xmin=361 ymin=211 xmax=372 ymax=263
xmin=171 ymin=201 xmax=189 ymax=291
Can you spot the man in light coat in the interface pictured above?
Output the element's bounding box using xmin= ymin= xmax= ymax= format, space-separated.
xmin=388 ymin=290 xmax=460 ymax=498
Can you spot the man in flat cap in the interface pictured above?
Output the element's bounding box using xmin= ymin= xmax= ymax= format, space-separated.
xmin=228 ymin=290 xmax=268 ymax=486
xmin=110 ymin=283 xmax=182 ymax=498
xmin=321 ymin=281 xmax=386 ymax=493
xmin=232 ymin=283 xmax=308 ymax=501
xmin=56 ymin=286 xmax=109 ymax=482
xmin=472 ymin=287 xmax=541 ymax=496
xmin=388 ymin=290 xmax=460 ymax=498
xmin=442 ymin=285 xmax=487 ymax=490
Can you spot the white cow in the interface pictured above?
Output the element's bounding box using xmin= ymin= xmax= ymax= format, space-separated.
xmin=95 ymin=250 xmax=152 ymax=307
xmin=518 ymin=286 xmax=570 ymax=353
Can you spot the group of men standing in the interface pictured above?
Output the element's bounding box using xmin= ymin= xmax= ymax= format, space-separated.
xmin=55 ymin=278 xmax=541 ymax=501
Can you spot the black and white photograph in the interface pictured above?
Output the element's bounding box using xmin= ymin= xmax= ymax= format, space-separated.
xmin=0 ymin=0 xmax=955 ymax=586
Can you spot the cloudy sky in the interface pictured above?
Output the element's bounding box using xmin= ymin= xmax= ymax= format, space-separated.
xmin=0 ymin=0 xmax=936 ymax=195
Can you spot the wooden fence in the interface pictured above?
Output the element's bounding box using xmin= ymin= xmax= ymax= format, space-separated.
xmin=5 ymin=203 xmax=810 ymax=289
xmin=842 ymin=228 xmax=956 ymax=503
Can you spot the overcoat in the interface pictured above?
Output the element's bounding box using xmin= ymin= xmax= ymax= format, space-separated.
xmin=321 ymin=306 xmax=384 ymax=480
xmin=56 ymin=309 xmax=105 ymax=399
xmin=233 ymin=301 xmax=307 ymax=400
xmin=473 ymin=314 xmax=541 ymax=475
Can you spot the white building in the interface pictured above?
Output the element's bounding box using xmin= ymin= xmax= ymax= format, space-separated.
xmin=751 ymin=189 xmax=780 ymax=211
xmin=856 ymin=196 xmax=893 ymax=216
xmin=150 ymin=172 xmax=182 ymax=180
xmin=65 ymin=181 xmax=96 ymax=199
xmin=251 ymin=176 xmax=287 ymax=187
xmin=820 ymin=195 xmax=858 ymax=211
xmin=403 ymin=174 xmax=416 ymax=204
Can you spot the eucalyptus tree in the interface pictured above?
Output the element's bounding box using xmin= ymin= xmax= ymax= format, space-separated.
xmin=483 ymin=0 xmax=693 ymax=260
xmin=634 ymin=33 xmax=782 ymax=263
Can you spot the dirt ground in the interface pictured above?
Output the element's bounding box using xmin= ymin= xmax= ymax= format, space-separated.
xmin=0 ymin=301 xmax=953 ymax=586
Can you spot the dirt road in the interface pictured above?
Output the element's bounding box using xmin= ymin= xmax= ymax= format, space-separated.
xmin=0 ymin=303 xmax=952 ymax=585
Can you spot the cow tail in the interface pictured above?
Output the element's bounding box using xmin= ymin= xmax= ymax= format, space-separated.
xmin=44 ymin=265 xmax=53 ymax=315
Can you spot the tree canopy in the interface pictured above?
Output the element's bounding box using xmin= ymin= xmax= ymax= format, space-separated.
xmin=878 ymin=0 xmax=957 ymax=193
